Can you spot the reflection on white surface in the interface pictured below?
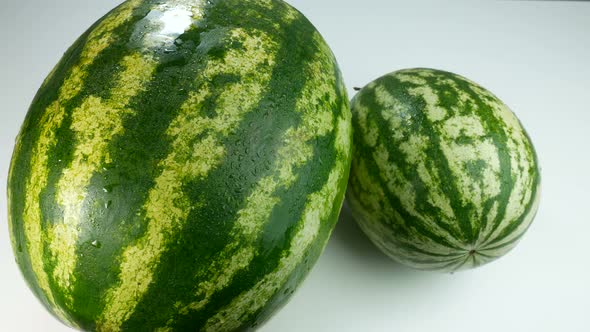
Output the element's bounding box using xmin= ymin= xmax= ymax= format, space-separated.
xmin=130 ymin=1 xmax=204 ymax=52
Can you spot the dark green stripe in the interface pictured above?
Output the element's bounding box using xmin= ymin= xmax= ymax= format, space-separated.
xmin=24 ymin=4 xmax=157 ymax=328
xmin=473 ymin=251 xmax=497 ymax=260
xmin=172 ymin=132 xmax=339 ymax=331
xmin=346 ymin=158 xmax=384 ymax=219
xmin=395 ymin=242 xmax=468 ymax=259
xmin=443 ymin=72 xmax=516 ymax=246
xmin=22 ymin=4 xmax=219 ymax=329
xmin=384 ymin=72 xmax=476 ymax=242
xmin=6 ymin=1 xmax=132 ymax=318
xmin=482 ymin=128 xmax=541 ymax=247
xmin=67 ymin=29 xmax=218 ymax=332
xmin=118 ymin=1 xmax=344 ymax=329
xmin=249 ymin=136 xmax=349 ymax=331
xmin=483 ymin=193 xmax=538 ymax=250
xmin=352 ymin=83 xmax=465 ymax=252
xmin=472 ymin=254 xmax=490 ymax=269
xmin=482 ymin=237 xmax=523 ymax=254
xmin=399 ymin=253 xmax=467 ymax=266
xmin=440 ymin=255 xmax=471 ymax=272
xmin=38 ymin=13 xmax=153 ymax=228
xmin=317 ymin=65 xmax=351 ymax=241
xmin=220 ymin=92 xmax=350 ymax=330
xmin=8 ymin=18 xmax=93 ymax=294
xmin=347 ymin=183 xmax=471 ymax=261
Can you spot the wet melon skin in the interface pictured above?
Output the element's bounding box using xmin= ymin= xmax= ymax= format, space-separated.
xmin=7 ymin=0 xmax=352 ymax=330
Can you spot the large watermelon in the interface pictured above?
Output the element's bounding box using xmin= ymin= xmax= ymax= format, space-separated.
xmin=7 ymin=0 xmax=352 ymax=330
xmin=347 ymin=68 xmax=540 ymax=272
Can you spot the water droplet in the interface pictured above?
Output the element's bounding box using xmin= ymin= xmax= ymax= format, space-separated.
xmin=103 ymin=183 xmax=119 ymax=193
xmin=91 ymin=240 xmax=102 ymax=249
xmin=17 ymin=244 xmax=23 ymax=253
xmin=104 ymin=200 xmax=112 ymax=209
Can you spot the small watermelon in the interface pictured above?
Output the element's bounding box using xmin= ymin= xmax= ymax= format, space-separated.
xmin=7 ymin=0 xmax=352 ymax=330
xmin=347 ymin=68 xmax=540 ymax=272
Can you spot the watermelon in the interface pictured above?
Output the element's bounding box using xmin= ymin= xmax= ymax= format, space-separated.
xmin=7 ymin=0 xmax=352 ymax=330
xmin=347 ymin=68 xmax=540 ymax=272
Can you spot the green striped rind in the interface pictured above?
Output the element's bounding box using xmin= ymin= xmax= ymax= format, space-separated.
xmin=7 ymin=0 xmax=351 ymax=330
xmin=347 ymin=68 xmax=540 ymax=272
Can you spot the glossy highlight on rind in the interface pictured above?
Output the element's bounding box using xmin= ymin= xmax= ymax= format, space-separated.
xmin=347 ymin=68 xmax=540 ymax=272
xmin=7 ymin=0 xmax=352 ymax=330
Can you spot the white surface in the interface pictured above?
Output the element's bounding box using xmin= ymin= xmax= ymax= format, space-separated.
xmin=1 ymin=1 xmax=589 ymax=331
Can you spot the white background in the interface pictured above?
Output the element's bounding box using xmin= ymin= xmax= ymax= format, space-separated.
xmin=1 ymin=1 xmax=589 ymax=331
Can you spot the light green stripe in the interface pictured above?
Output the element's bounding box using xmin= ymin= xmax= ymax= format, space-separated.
xmin=406 ymin=85 xmax=447 ymax=122
xmin=20 ymin=1 xmax=143 ymax=326
xmin=58 ymin=0 xmax=144 ymax=101
xmin=161 ymin=32 xmax=343 ymax=325
xmin=348 ymin=158 xmax=396 ymax=227
xmin=97 ymin=26 xmax=279 ymax=332
xmin=475 ymin=94 xmax=538 ymax=247
xmin=347 ymin=157 xmax=404 ymax=258
xmin=7 ymin=132 xmax=23 ymax=252
xmin=381 ymin=70 xmax=537 ymax=253
xmin=201 ymin=39 xmax=351 ymax=327
xmin=371 ymin=142 xmax=467 ymax=251
xmin=168 ymin=44 xmax=337 ymax=321
xmin=354 ymin=102 xmax=380 ymax=148
xmin=357 ymin=86 xmax=466 ymax=248
xmin=348 ymin=155 xmax=465 ymax=263
xmin=47 ymin=53 xmax=157 ymax=307
xmin=203 ymin=117 xmax=350 ymax=332
xmin=407 ymin=84 xmax=502 ymax=232
xmin=480 ymin=181 xmax=541 ymax=254
xmin=375 ymin=85 xmax=460 ymax=220
xmin=23 ymin=106 xmax=72 ymax=325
